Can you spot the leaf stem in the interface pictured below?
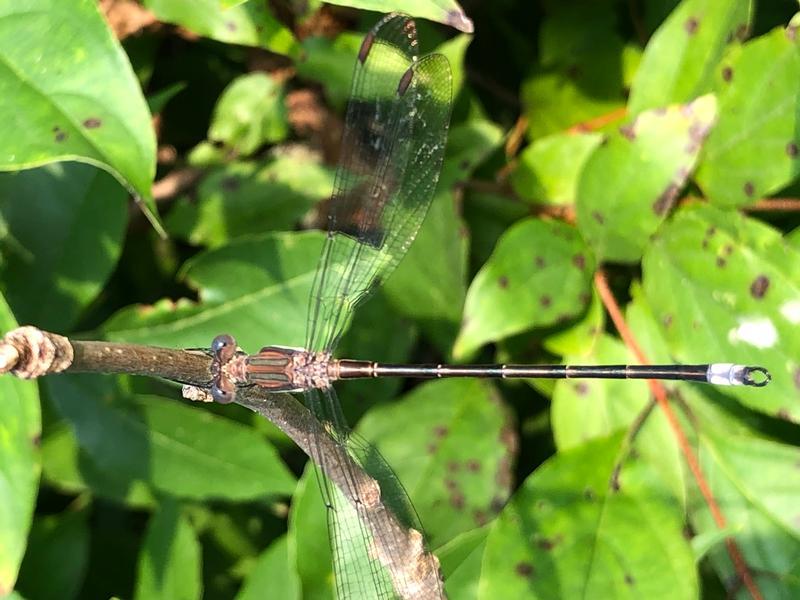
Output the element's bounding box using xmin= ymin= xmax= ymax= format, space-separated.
xmin=594 ymin=270 xmax=763 ymax=600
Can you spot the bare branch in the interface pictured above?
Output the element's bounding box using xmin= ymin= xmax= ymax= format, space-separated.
xmin=0 ymin=326 xmax=444 ymax=599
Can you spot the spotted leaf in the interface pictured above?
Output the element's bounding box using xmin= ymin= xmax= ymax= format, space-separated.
xmin=576 ymin=94 xmax=717 ymax=263
xmin=643 ymin=203 xmax=800 ymax=420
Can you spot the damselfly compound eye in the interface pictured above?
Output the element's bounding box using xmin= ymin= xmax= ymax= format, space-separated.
xmin=211 ymin=381 xmax=235 ymax=404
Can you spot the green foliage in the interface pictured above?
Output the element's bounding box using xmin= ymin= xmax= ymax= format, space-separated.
xmin=576 ymin=94 xmax=716 ymax=262
xmin=0 ymin=0 xmax=161 ymax=233
xmin=134 ymin=499 xmax=202 ymax=600
xmin=481 ymin=434 xmax=697 ymax=598
xmin=1 ymin=0 xmax=799 ymax=598
xmin=0 ymin=297 xmax=39 ymax=595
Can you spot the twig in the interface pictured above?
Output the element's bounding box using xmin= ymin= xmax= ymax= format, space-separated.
xmin=744 ymin=198 xmax=800 ymax=212
xmin=459 ymin=179 xmax=577 ymax=223
xmin=504 ymin=115 xmax=528 ymax=159
xmin=234 ymin=388 xmax=443 ymax=599
xmin=567 ymin=107 xmax=628 ymax=134
xmin=0 ymin=326 xmax=444 ymax=600
xmin=593 ymin=271 xmax=763 ymax=600
xmin=151 ymin=167 xmax=203 ymax=202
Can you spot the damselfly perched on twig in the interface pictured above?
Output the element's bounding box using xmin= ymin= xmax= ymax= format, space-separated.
xmin=208 ymin=13 xmax=770 ymax=600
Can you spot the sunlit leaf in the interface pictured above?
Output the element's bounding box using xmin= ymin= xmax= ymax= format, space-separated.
xmin=479 ymin=434 xmax=697 ymax=599
xmin=0 ymin=295 xmax=39 ymax=595
xmin=0 ymin=0 xmax=161 ymax=233
xmin=695 ymin=17 xmax=800 ymax=207
xmin=320 ymin=0 xmax=473 ymax=33
xmin=143 ymin=0 xmax=299 ymax=57
xmin=628 ymin=0 xmax=753 ymax=114
xmin=207 ymin=73 xmax=288 ymax=156
xmin=551 ymin=334 xmax=684 ymax=501
xmin=643 ymin=203 xmax=800 ymax=420
xmin=454 ymin=218 xmax=594 ymax=359
xmin=576 ymin=94 xmax=717 ymax=263
xmin=510 ymin=132 xmax=603 ymax=205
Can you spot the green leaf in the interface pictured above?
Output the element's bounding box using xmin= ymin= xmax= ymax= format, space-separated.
xmin=41 ymin=420 xmax=156 ymax=509
xmin=103 ymin=231 xmax=324 ymax=351
xmin=385 ymin=120 xmax=502 ymax=349
xmin=520 ymin=6 xmax=634 ymax=139
xmin=236 ymin=535 xmax=300 ymax=600
xmin=510 ymin=132 xmax=603 ymax=204
xmin=296 ymin=34 xmax=364 ymax=111
xmin=479 ymin=434 xmax=697 ymax=599
xmin=166 ymin=156 xmax=334 ymax=248
xmin=47 ymin=375 xmax=296 ymax=500
xmin=336 ymin=291 xmax=418 ymax=407
xmin=576 ymin=94 xmax=717 ymax=263
xmin=551 ymin=335 xmax=684 ymax=502
xmin=0 ymin=0 xmax=161 ymax=234
xmin=207 ymin=73 xmax=288 ymax=156
xmin=692 ymin=430 xmax=800 ymax=597
xmin=320 ymin=1 xmax=474 ymax=33
xmin=439 ymin=527 xmax=488 ymax=600
xmin=642 ymin=203 xmax=800 ymax=420
xmin=454 ymin=218 xmax=594 ymax=359
xmin=0 ymin=163 xmax=127 ymax=331
xmin=695 ymin=18 xmax=800 ymax=207
xmin=541 ymin=288 xmax=605 ymax=358
xmin=628 ymin=0 xmax=753 ymax=114
xmin=289 ymin=465 xmax=334 ymax=600
xmin=357 ymin=379 xmax=515 ymax=548
xmin=143 ymin=0 xmax=299 ymax=57
xmin=0 ymin=295 xmax=40 ymax=595
xmin=16 ymin=508 xmax=89 ymax=600
xmin=134 ymin=500 xmax=202 ymax=600
xmin=147 ymin=82 xmax=187 ymax=116
xmin=434 ymin=34 xmax=472 ymax=96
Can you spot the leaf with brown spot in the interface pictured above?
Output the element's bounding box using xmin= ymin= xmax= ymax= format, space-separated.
xmin=576 ymin=95 xmax=716 ymax=263
xmin=696 ymin=20 xmax=800 ymax=207
xmin=357 ymin=379 xmax=514 ymax=549
xmin=455 ymin=219 xmax=593 ymax=358
xmin=643 ymin=203 xmax=800 ymax=420
xmin=0 ymin=0 xmax=163 ymax=234
xmin=481 ymin=435 xmax=696 ymax=598
xmin=628 ymin=0 xmax=751 ymax=114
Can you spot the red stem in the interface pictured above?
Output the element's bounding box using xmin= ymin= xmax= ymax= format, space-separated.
xmin=593 ymin=270 xmax=762 ymax=600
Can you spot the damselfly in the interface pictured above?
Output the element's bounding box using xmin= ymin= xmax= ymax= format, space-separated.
xmin=209 ymin=13 xmax=770 ymax=600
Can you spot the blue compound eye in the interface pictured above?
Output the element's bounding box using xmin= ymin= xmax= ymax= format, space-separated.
xmin=212 ymin=334 xmax=235 ymax=355
xmin=211 ymin=382 xmax=235 ymax=404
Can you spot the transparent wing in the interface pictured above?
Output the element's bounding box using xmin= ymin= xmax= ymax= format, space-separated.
xmin=306 ymin=13 xmax=453 ymax=353
xmin=304 ymin=386 xmax=444 ymax=600
xmin=299 ymin=13 xmax=452 ymax=599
